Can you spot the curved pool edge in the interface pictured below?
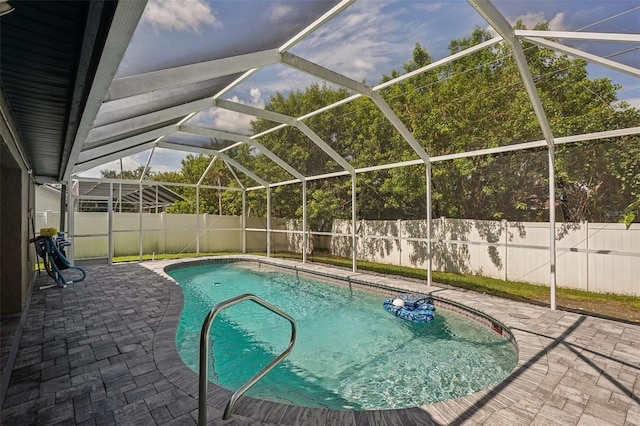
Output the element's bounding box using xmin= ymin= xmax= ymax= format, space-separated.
xmin=145 ymin=255 xmax=549 ymax=425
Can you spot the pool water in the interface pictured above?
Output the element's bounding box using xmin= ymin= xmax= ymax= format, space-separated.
xmin=169 ymin=263 xmax=518 ymax=410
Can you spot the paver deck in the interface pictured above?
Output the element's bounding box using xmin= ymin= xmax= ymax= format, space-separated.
xmin=1 ymin=255 xmax=638 ymax=425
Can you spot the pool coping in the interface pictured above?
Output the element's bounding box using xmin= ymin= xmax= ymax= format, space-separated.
xmin=143 ymin=255 xmax=552 ymax=425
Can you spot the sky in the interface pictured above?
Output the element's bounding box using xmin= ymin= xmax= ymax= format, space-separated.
xmin=80 ymin=0 xmax=640 ymax=177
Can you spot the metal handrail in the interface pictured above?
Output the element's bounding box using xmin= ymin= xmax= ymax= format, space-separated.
xmin=198 ymin=293 xmax=297 ymax=424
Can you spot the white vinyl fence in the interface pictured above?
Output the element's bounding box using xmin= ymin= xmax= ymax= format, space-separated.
xmin=35 ymin=211 xmax=639 ymax=296
xmin=331 ymin=218 xmax=639 ymax=296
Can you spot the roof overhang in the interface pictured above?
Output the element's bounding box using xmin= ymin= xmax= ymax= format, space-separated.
xmin=0 ymin=0 xmax=145 ymax=183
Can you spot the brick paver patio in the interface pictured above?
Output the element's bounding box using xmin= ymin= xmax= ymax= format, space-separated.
xmin=1 ymin=256 xmax=638 ymax=425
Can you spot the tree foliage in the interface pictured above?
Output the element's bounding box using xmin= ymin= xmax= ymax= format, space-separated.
xmin=106 ymin=24 xmax=640 ymax=225
xmin=100 ymin=165 xmax=153 ymax=180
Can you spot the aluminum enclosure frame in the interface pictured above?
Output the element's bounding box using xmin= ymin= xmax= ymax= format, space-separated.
xmin=61 ymin=0 xmax=640 ymax=310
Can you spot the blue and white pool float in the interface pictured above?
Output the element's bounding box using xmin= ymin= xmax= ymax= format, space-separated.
xmin=383 ymin=294 xmax=436 ymax=323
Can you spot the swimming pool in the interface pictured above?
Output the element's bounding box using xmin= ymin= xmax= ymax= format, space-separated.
xmin=169 ymin=261 xmax=518 ymax=410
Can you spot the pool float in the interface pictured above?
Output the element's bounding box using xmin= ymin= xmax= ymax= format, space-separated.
xmin=383 ymin=294 xmax=436 ymax=323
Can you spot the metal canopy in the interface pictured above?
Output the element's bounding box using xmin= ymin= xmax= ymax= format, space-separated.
xmin=75 ymin=180 xmax=183 ymax=211
xmin=69 ymin=2 xmax=640 ymax=184
xmin=0 ymin=0 xmax=636 ymax=184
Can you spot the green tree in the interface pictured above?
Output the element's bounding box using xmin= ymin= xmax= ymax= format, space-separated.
xmin=100 ymin=165 xmax=154 ymax=180
xmin=159 ymin=154 xmax=239 ymax=214
xmin=381 ymin=25 xmax=639 ymax=222
xmin=165 ymin=24 xmax=640 ymax=226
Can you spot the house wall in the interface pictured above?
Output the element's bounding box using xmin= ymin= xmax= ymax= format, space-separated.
xmin=35 ymin=185 xmax=61 ymax=212
xmin=1 ymin=140 xmax=35 ymax=315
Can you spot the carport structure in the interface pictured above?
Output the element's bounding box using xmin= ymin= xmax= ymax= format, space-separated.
xmin=1 ymin=0 xmax=639 ymax=313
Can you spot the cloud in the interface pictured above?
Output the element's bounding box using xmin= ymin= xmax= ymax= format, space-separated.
xmin=290 ymin=1 xmax=410 ymax=83
xmin=249 ymin=88 xmax=265 ymax=108
xmin=548 ymin=13 xmax=567 ymax=31
xmin=511 ymin=12 xmax=567 ymax=30
xmin=485 ymin=11 xmax=567 ymax=38
xmin=413 ymin=2 xmax=447 ymax=14
xmin=142 ymin=0 xmax=219 ymax=33
xmin=148 ymin=148 xmax=188 ymax=173
xmin=270 ymin=3 xmax=296 ymax=23
xmin=281 ymin=0 xmax=479 ymax=86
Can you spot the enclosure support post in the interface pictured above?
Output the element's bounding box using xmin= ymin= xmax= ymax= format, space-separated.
xmin=397 ymin=218 xmax=402 ymax=267
xmin=108 ymin=183 xmax=113 ymax=265
xmin=302 ymin=180 xmax=307 ymax=263
xmin=585 ymin=220 xmax=589 ymax=292
xmin=351 ymin=174 xmax=357 ymax=273
xmin=59 ymin=184 xmax=66 ymax=233
xmin=267 ymin=187 xmax=271 ymax=258
xmin=67 ymin=178 xmax=75 ymax=262
xmin=119 ymin=158 xmax=123 ymax=213
xmin=548 ymin=145 xmax=557 ymax=310
xmin=502 ymin=219 xmax=508 ymax=281
xmin=139 ymin=181 xmax=143 ymax=262
xmin=426 ymin=163 xmax=432 ymax=286
xmin=196 ymin=186 xmax=200 ymax=256
xmin=107 ymin=182 xmax=113 ymax=265
xmin=470 ymin=0 xmax=558 ymax=309
xmin=242 ymin=190 xmax=246 ymax=254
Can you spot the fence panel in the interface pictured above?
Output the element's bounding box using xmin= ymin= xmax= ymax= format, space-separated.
xmin=201 ymin=215 xmax=243 ymax=252
xmin=336 ymin=218 xmax=639 ymax=296
xmin=587 ymin=223 xmax=639 ymax=295
xmin=42 ymin=210 xmax=638 ymax=296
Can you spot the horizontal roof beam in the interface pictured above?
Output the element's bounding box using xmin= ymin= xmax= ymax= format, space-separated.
xmin=79 ymin=124 xmax=178 ymax=162
xmin=212 ymin=68 xmax=260 ymax=101
xmin=523 ymin=37 xmax=640 ymax=78
xmin=179 ymin=124 xmax=249 ymax=144
xmin=214 ymin=98 xmax=296 ymax=125
xmin=88 ymin=98 xmax=213 ymax=144
xmin=106 ymin=49 xmax=282 ymax=101
xmin=180 ymin=124 xmax=306 ymax=181
xmin=515 ymin=30 xmax=640 ymax=43
xmin=74 ymin=175 xmax=243 ymax=191
xmin=245 ymin=125 xmax=640 ymax=190
xmin=280 ymin=51 xmax=373 ymax=97
xmin=374 ymin=36 xmax=503 ymax=91
xmin=279 ymin=0 xmax=356 ymax=52
xmin=73 ymin=141 xmax=156 ymax=175
xmin=157 ymin=141 xmax=269 ymax=187
xmin=252 ymin=123 xmax=289 ymax=139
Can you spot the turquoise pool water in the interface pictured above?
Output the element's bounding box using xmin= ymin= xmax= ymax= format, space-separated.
xmin=169 ymin=262 xmax=518 ymax=410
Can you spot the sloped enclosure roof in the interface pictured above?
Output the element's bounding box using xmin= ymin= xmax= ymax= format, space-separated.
xmin=1 ymin=0 xmax=639 ymax=185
